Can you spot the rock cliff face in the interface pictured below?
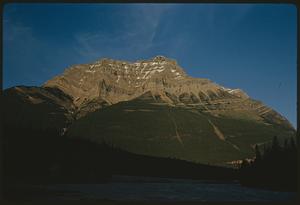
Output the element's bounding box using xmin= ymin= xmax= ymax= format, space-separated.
xmin=43 ymin=56 xmax=293 ymax=130
xmin=44 ymin=56 xmax=238 ymax=105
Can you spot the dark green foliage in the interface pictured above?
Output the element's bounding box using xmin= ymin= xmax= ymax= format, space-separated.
xmin=254 ymin=145 xmax=262 ymax=162
xmin=239 ymin=136 xmax=297 ymax=191
xmin=3 ymin=123 xmax=236 ymax=192
xmin=290 ymin=137 xmax=296 ymax=150
xmin=271 ymin=136 xmax=280 ymax=152
xmin=66 ymin=96 xmax=295 ymax=164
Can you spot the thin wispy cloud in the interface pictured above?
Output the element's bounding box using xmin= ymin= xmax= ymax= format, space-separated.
xmin=73 ymin=4 xmax=176 ymax=61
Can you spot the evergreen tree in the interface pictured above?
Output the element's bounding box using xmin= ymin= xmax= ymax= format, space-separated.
xmin=254 ymin=144 xmax=262 ymax=163
xmin=262 ymin=144 xmax=269 ymax=160
xmin=284 ymin=138 xmax=289 ymax=150
xmin=239 ymin=135 xmax=297 ymax=191
xmin=290 ymin=137 xmax=296 ymax=151
xmin=271 ymin=136 xmax=280 ymax=152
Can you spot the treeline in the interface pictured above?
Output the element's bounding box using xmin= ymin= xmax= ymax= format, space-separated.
xmin=3 ymin=125 xmax=235 ymax=187
xmin=238 ymin=136 xmax=297 ymax=191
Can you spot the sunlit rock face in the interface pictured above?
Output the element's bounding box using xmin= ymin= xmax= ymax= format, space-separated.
xmin=42 ymin=56 xmax=293 ymax=129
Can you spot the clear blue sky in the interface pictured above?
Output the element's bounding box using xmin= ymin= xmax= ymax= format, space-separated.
xmin=3 ymin=3 xmax=297 ymax=128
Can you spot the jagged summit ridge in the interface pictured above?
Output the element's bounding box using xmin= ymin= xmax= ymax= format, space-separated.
xmin=44 ymin=56 xmax=242 ymax=105
xmin=86 ymin=55 xmax=184 ymax=81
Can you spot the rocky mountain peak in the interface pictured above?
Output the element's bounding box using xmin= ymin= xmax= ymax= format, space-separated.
xmin=43 ymin=56 xmax=253 ymax=108
xmin=88 ymin=55 xmax=183 ymax=77
xmin=151 ymin=55 xmax=176 ymax=63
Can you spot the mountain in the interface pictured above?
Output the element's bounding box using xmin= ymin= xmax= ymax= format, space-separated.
xmin=43 ymin=56 xmax=292 ymax=128
xmin=3 ymin=86 xmax=75 ymax=130
xmin=3 ymin=56 xmax=295 ymax=165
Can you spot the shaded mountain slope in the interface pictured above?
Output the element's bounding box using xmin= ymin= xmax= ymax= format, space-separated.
xmin=66 ymin=91 xmax=295 ymax=164
xmin=3 ymin=86 xmax=75 ymax=131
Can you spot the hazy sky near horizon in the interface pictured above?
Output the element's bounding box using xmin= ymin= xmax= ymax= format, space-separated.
xmin=3 ymin=3 xmax=297 ymax=127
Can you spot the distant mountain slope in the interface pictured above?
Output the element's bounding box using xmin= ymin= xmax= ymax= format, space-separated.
xmin=66 ymin=90 xmax=295 ymax=164
xmin=3 ymin=56 xmax=296 ymax=165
